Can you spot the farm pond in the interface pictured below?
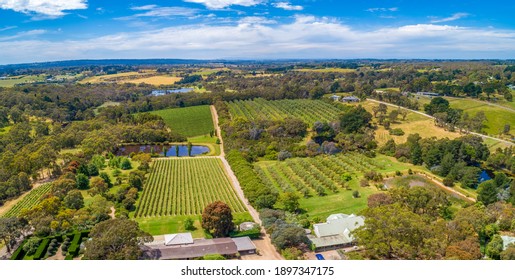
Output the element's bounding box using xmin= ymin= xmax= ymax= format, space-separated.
xmin=116 ymin=144 xmax=210 ymax=157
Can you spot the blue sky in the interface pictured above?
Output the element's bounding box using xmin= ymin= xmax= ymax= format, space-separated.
xmin=0 ymin=0 xmax=514 ymax=64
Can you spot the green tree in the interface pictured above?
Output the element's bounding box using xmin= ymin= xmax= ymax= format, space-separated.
xmin=63 ymin=190 xmax=84 ymax=210
xmin=120 ymin=158 xmax=132 ymax=170
xmin=184 ymin=217 xmax=195 ymax=231
xmin=0 ymin=217 xmax=28 ymax=253
xmin=280 ymin=192 xmax=300 ymax=213
xmin=485 ymin=235 xmax=504 ymax=260
xmin=76 ymin=173 xmax=90 ymax=190
xmin=353 ymin=203 xmax=439 ymax=259
xmin=339 ymin=105 xmax=372 ymax=133
xmin=99 ymin=172 xmax=113 ymax=188
xmin=270 ymin=223 xmax=309 ymax=250
xmin=187 ymin=142 xmax=192 ymax=157
xmin=89 ymin=177 xmax=108 ymax=197
xmin=477 ymin=180 xmax=499 ymax=206
xmin=281 ymin=247 xmax=304 ymax=260
xmin=84 ymin=219 xmax=153 ymax=260
xmin=201 ymin=201 xmax=234 ymax=237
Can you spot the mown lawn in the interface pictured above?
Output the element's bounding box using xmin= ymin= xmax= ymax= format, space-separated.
xmin=149 ymin=105 xmax=214 ymax=137
xmin=134 ymin=212 xmax=253 ymax=237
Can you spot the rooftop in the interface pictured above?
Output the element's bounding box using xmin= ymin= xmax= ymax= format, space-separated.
xmin=232 ymin=237 xmax=256 ymax=252
xmin=144 ymin=238 xmax=238 ymax=260
xmin=164 ymin=233 xmax=194 ymax=246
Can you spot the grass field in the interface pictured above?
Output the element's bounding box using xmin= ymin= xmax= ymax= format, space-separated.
xmin=226 ymin=98 xmax=343 ymax=124
xmin=2 ymin=183 xmax=52 ymax=217
xmin=361 ymin=100 xmax=461 ymax=145
xmin=79 ymin=70 xmax=180 ymax=85
xmin=411 ymin=96 xmax=515 ymax=136
xmin=149 ymin=105 xmax=214 ymax=138
xmin=94 ymin=101 xmax=121 ymax=115
xmin=135 ymin=212 xmax=253 ymax=237
xmin=446 ymin=98 xmax=515 ymax=136
xmin=254 ymin=153 xmax=422 ymax=219
xmin=134 ymin=158 xmax=246 ymax=218
xmin=0 ymin=75 xmax=47 ymax=87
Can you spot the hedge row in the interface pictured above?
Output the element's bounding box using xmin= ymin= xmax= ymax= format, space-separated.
xmin=229 ymin=228 xmax=261 ymax=239
xmin=65 ymin=231 xmax=89 ymax=259
xmin=33 ymin=238 xmax=50 ymax=260
xmin=10 ymin=240 xmax=27 ymax=260
xmin=225 ymin=150 xmax=277 ymax=209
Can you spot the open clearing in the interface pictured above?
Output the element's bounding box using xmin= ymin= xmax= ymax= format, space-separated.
xmin=149 ymin=105 xmax=214 ymax=138
xmin=134 ymin=158 xmax=247 ymax=218
xmin=0 ymin=75 xmax=47 ymax=87
xmin=361 ymin=100 xmax=461 ymax=145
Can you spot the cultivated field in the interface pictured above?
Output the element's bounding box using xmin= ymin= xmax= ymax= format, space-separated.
xmin=2 ymin=183 xmax=52 ymax=218
xmin=255 ymin=153 xmax=412 ymax=218
xmin=149 ymin=105 xmax=214 ymax=137
xmin=134 ymin=158 xmax=246 ymax=218
xmin=0 ymin=75 xmax=47 ymax=87
xmin=80 ymin=70 xmax=180 ymax=85
xmin=226 ymin=98 xmax=343 ymax=124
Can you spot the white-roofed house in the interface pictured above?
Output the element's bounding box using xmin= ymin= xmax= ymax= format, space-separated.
xmin=308 ymin=213 xmax=364 ymax=252
xmin=164 ymin=233 xmax=194 ymax=246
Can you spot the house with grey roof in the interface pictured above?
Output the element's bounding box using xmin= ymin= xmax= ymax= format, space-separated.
xmin=342 ymin=96 xmax=360 ymax=103
xmin=232 ymin=237 xmax=257 ymax=255
xmin=308 ymin=213 xmax=364 ymax=252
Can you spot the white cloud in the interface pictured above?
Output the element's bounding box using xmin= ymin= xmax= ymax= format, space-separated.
xmin=366 ymin=7 xmax=398 ymax=12
xmin=0 ymin=26 xmax=17 ymax=32
xmin=183 ymin=0 xmax=264 ymax=9
xmin=117 ymin=5 xmax=198 ymax=20
xmin=0 ymin=0 xmax=87 ymax=18
xmin=0 ymin=29 xmax=46 ymax=41
xmin=273 ymin=2 xmax=303 ymax=11
xmin=1 ymin=17 xmax=515 ymax=64
xmin=430 ymin=13 xmax=469 ymax=23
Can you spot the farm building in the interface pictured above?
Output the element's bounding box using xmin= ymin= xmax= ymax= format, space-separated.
xmin=330 ymin=95 xmax=341 ymax=101
xmin=415 ymin=92 xmax=440 ymax=97
xmin=341 ymin=96 xmax=360 ymax=102
xmin=164 ymin=233 xmax=194 ymax=246
xmin=308 ymin=213 xmax=364 ymax=252
xmin=232 ymin=237 xmax=257 ymax=255
xmin=142 ymin=235 xmax=257 ymax=260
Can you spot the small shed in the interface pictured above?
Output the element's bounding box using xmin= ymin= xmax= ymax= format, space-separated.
xmin=342 ymin=96 xmax=360 ymax=103
xmin=330 ymin=95 xmax=340 ymax=101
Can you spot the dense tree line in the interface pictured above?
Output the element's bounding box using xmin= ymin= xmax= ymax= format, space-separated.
xmin=355 ymin=186 xmax=515 ymax=260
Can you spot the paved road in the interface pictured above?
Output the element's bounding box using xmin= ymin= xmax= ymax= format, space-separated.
xmin=210 ymin=105 xmax=283 ymax=260
xmin=367 ymin=98 xmax=514 ymax=146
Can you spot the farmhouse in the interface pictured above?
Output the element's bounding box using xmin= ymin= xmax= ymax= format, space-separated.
xmin=416 ymin=92 xmax=440 ymax=97
xmin=143 ymin=235 xmax=257 ymax=260
xmin=308 ymin=213 xmax=364 ymax=252
xmin=341 ymin=96 xmax=360 ymax=103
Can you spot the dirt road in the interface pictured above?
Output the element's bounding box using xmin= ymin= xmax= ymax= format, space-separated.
xmin=210 ymin=105 xmax=283 ymax=260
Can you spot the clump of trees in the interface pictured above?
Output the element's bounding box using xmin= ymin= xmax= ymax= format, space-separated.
xmin=83 ymin=219 xmax=153 ymax=260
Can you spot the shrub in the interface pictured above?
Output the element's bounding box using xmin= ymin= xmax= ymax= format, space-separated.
xmin=281 ymin=247 xmax=304 ymax=260
xmin=395 ymin=170 xmax=402 ymax=176
xmin=352 ymin=190 xmax=360 ymax=198
xmin=184 ymin=217 xmax=195 ymax=231
xmin=389 ymin=128 xmax=405 ymax=136
xmin=443 ymin=176 xmax=454 ymax=187
xmin=23 ymin=237 xmax=41 ymax=256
